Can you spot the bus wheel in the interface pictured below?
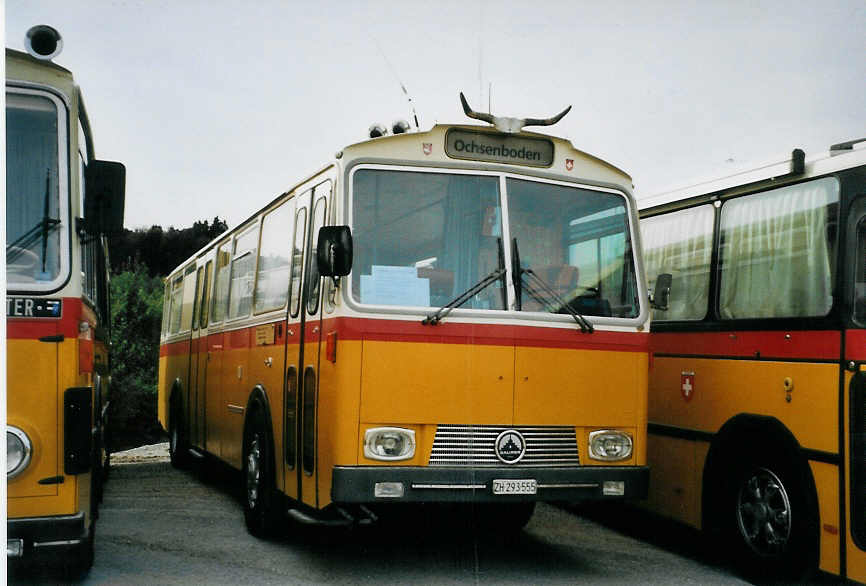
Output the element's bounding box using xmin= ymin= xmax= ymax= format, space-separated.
xmin=168 ymin=400 xmax=189 ymax=469
xmin=242 ymin=410 xmax=279 ymax=537
xmin=725 ymin=456 xmax=816 ymax=580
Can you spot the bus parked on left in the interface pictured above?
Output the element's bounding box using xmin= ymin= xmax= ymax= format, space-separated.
xmin=6 ymin=25 xmax=125 ymax=577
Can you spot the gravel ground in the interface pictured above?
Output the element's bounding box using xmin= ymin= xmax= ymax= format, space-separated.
xmin=111 ymin=442 xmax=170 ymax=465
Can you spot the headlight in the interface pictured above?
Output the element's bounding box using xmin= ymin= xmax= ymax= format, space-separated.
xmin=364 ymin=427 xmax=415 ymax=461
xmin=588 ymin=430 xmax=633 ymax=462
xmin=7 ymin=427 xmax=32 ymax=478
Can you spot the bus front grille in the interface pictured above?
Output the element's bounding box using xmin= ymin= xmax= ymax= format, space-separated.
xmin=429 ymin=425 xmax=580 ymax=467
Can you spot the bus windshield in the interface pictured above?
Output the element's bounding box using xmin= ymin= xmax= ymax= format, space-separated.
xmin=351 ymin=168 xmax=638 ymax=318
xmin=508 ymin=178 xmax=638 ymax=318
xmin=6 ymin=92 xmax=63 ymax=287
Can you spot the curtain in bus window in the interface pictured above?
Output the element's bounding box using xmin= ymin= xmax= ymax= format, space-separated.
xmin=352 ymin=170 xmax=503 ymax=310
xmin=228 ymin=227 xmax=259 ymax=320
xmin=855 ymin=219 xmax=866 ymax=325
xmin=719 ymin=177 xmax=838 ymax=319
xmin=641 ymin=205 xmax=714 ymax=320
xmin=6 ymin=93 xmax=61 ymax=285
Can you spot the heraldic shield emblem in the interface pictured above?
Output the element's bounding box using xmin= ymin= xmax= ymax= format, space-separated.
xmin=681 ymin=371 xmax=695 ymax=402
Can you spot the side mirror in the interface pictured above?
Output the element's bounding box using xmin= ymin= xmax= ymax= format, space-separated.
xmin=650 ymin=273 xmax=672 ymax=310
xmin=84 ymin=160 xmax=126 ymax=235
xmin=316 ymin=225 xmax=353 ymax=278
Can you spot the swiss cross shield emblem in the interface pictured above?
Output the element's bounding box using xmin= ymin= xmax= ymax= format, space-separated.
xmin=422 ymin=143 xmax=432 ymax=155
xmin=565 ymin=158 xmax=574 ymax=171
xmin=681 ymin=371 xmax=695 ymax=401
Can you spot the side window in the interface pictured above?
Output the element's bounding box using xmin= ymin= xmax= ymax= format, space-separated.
xmin=290 ymin=206 xmax=308 ymax=318
xmin=719 ymin=177 xmax=839 ymax=319
xmin=254 ymin=200 xmax=294 ymax=314
xmin=306 ymin=194 xmax=328 ymax=315
xmin=641 ymin=205 xmax=714 ymax=321
xmin=228 ymin=225 xmax=259 ymax=320
xmin=169 ymin=275 xmax=184 ymax=334
xmin=180 ymin=266 xmax=197 ymax=332
xmin=853 ymin=217 xmax=866 ymax=325
xmin=199 ymin=261 xmax=212 ymax=329
xmin=192 ymin=266 xmax=204 ymax=331
xmin=211 ymin=242 xmax=231 ymax=323
xmin=162 ymin=281 xmax=171 ymax=337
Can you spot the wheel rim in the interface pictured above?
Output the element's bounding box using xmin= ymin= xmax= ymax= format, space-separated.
xmin=246 ymin=433 xmax=262 ymax=509
xmin=736 ymin=467 xmax=792 ymax=556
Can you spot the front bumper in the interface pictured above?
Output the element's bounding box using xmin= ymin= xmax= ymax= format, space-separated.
xmin=7 ymin=512 xmax=88 ymax=559
xmin=333 ymin=465 xmax=649 ymax=503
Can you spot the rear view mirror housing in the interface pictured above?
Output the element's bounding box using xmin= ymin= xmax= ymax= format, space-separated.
xmin=84 ymin=160 xmax=126 ymax=235
xmin=316 ymin=225 xmax=353 ymax=278
xmin=650 ymin=273 xmax=672 ymax=310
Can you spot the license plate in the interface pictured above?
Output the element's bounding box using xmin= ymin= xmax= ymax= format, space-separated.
xmin=492 ymin=479 xmax=537 ymax=495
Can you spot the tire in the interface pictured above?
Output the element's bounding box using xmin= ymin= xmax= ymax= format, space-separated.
xmin=722 ymin=455 xmax=817 ymax=580
xmin=168 ymin=399 xmax=189 ymax=469
xmin=242 ymin=408 xmax=280 ymax=537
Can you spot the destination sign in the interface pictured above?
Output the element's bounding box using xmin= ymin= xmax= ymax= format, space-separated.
xmin=445 ymin=129 xmax=554 ymax=167
xmin=6 ymin=297 xmax=62 ymax=318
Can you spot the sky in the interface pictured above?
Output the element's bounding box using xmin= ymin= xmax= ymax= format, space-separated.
xmin=5 ymin=0 xmax=865 ymax=231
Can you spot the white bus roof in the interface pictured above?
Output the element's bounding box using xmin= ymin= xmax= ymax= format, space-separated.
xmin=638 ymin=138 xmax=866 ymax=212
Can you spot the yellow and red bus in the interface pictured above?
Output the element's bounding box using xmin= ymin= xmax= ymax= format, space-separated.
xmin=158 ymin=96 xmax=650 ymax=534
xmin=639 ymin=140 xmax=866 ymax=581
xmin=6 ymin=27 xmax=125 ymax=576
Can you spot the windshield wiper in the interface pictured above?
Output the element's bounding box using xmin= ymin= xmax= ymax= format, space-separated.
xmin=511 ymin=238 xmax=594 ymax=333
xmin=6 ymin=169 xmax=61 ymax=271
xmin=423 ymin=238 xmax=507 ymax=325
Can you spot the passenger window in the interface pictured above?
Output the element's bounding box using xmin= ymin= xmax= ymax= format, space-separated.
xmin=855 ymin=218 xmax=866 ymax=325
xmin=228 ymin=225 xmax=259 ymax=320
xmin=211 ymin=242 xmax=231 ymax=323
xmin=199 ymin=261 xmax=212 ymax=329
xmin=289 ymin=207 xmax=308 ymax=318
xmin=169 ymin=275 xmax=183 ymax=334
xmin=255 ymin=200 xmax=294 ymax=314
xmin=306 ymin=195 xmax=328 ymax=315
xmin=719 ymin=177 xmax=839 ymax=319
xmin=641 ymin=205 xmax=714 ymax=321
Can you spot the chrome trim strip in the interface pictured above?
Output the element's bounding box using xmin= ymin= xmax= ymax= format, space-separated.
xmin=411 ymin=484 xmax=487 ymax=490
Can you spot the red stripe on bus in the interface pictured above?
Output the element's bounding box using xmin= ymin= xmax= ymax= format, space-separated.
xmin=6 ymin=298 xmax=84 ymax=340
xmin=160 ymin=316 xmax=649 ymax=356
xmin=846 ymin=329 xmax=866 ymax=361
xmin=650 ymin=330 xmax=841 ymax=361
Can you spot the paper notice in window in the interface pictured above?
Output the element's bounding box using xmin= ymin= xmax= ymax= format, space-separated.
xmin=361 ymin=266 xmax=430 ymax=307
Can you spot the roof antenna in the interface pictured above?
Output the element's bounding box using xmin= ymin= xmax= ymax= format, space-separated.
xmin=373 ymin=38 xmax=421 ymax=130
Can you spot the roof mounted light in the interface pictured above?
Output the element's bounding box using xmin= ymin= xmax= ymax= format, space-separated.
xmin=368 ymin=124 xmax=388 ymax=139
xmin=392 ymin=120 xmax=410 ymax=135
xmin=25 ymin=25 xmax=63 ymax=61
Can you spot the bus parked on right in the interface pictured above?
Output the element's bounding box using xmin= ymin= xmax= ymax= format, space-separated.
xmin=639 ymin=139 xmax=866 ymax=582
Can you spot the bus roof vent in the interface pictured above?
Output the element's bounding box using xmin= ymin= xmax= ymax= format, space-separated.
xmin=24 ymin=25 xmax=63 ymax=61
xmin=830 ymin=138 xmax=866 ymax=156
xmin=459 ymin=92 xmax=571 ymax=134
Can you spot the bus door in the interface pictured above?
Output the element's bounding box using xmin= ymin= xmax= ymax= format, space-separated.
xmin=189 ymin=260 xmax=212 ymax=450
xmin=284 ymin=180 xmax=331 ymax=507
xmin=180 ymin=264 xmax=198 ymax=439
xmin=845 ymin=201 xmax=866 ymax=583
xmin=206 ymin=241 xmax=232 ymax=459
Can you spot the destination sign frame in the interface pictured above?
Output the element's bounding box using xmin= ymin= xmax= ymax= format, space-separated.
xmin=6 ymin=297 xmax=62 ymax=319
xmin=445 ymin=129 xmax=554 ymax=168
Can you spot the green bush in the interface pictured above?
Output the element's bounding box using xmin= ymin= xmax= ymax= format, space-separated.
xmin=107 ymin=266 xmax=166 ymax=451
